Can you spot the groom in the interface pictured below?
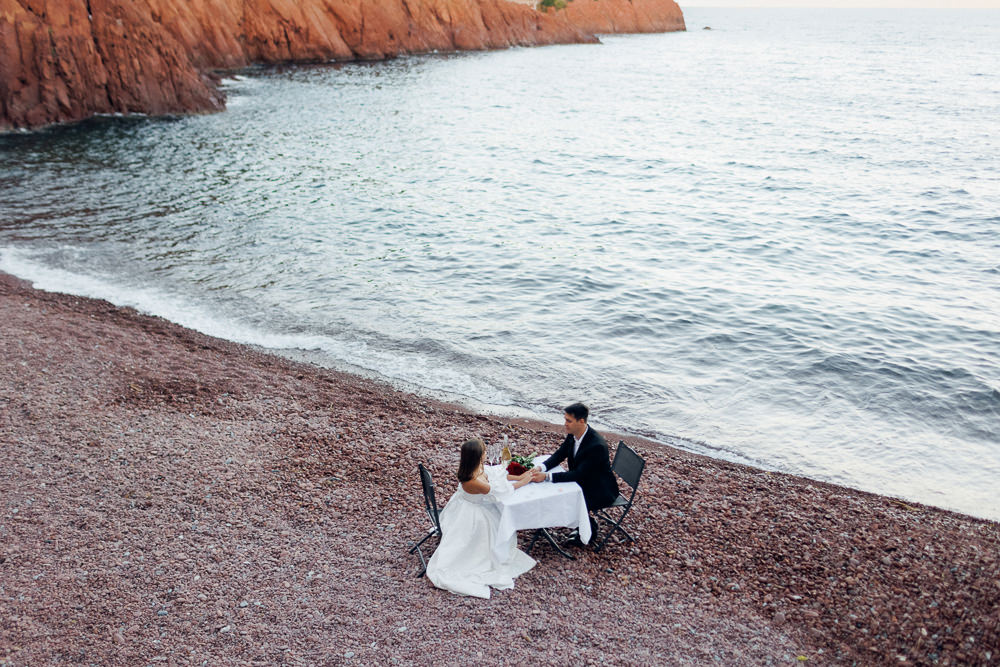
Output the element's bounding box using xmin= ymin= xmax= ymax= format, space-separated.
xmin=530 ymin=402 xmax=618 ymax=513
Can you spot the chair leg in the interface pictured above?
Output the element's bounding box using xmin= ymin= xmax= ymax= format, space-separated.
xmin=408 ymin=528 xmax=437 ymax=554
xmin=593 ymin=525 xmax=612 ymax=553
xmin=594 ymin=523 xmax=635 ymax=552
xmin=593 ymin=508 xmax=634 ymax=553
xmin=526 ymin=529 xmax=541 ymax=555
xmin=409 ymin=527 xmax=439 ymax=576
xmin=413 ymin=545 xmax=428 ymax=577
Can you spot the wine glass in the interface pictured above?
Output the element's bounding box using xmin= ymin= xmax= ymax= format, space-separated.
xmin=486 ymin=441 xmax=497 ymax=466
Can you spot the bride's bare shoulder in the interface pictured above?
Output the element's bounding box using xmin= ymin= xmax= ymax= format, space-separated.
xmin=460 ymin=476 xmax=490 ymax=495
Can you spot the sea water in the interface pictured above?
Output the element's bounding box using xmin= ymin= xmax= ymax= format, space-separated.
xmin=2 ymin=8 xmax=998 ymax=519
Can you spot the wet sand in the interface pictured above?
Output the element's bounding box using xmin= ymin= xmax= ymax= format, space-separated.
xmin=1 ymin=270 xmax=997 ymax=665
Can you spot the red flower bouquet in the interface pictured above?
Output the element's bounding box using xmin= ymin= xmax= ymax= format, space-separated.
xmin=507 ymin=461 xmax=528 ymax=475
xmin=506 ymin=453 xmax=537 ymax=476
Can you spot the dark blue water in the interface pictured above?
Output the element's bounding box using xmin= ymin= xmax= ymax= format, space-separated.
xmin=2 ymin=8 xmax=998 ymax=519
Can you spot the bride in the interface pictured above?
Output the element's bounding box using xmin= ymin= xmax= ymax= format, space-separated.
xmin=426 ymin=438 xmax=536 ymax=598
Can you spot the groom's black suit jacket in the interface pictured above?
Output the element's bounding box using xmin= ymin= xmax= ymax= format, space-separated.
xmin=542 ymin=427 xmax=619 ymax=511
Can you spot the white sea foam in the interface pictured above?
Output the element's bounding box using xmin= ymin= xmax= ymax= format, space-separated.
xmin=0 ymin=247 xmax=514 ymax=408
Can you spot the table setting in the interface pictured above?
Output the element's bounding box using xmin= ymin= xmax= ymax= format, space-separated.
xmin=484 ymin=446 xmax=592 ymax=561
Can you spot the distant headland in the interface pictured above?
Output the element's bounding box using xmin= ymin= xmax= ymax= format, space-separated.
xmin=0 ymin=0 xmax=685 ymax=130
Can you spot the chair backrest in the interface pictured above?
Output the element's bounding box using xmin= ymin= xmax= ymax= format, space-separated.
xmin=611 ymin=441 xmax=645 ymax=492
xmin=418 ymin=463 xmax=441 ymax=533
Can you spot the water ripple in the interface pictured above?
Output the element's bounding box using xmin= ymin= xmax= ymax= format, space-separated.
xmin=2 ymin=8 xmax=999 ymax=520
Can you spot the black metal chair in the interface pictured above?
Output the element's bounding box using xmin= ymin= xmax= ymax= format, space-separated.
xmin=593 ymin=441 xmax=645 ymax=553
xmin=408 ymin=463 xmax=443 ymax=577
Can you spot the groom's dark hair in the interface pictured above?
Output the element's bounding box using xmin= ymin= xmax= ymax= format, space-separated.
xmin=564 ymin=402 xmax=589 ymax=422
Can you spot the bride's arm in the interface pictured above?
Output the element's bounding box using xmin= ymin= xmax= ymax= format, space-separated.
xmin=506 ymin=471 xmax=532 ymax=489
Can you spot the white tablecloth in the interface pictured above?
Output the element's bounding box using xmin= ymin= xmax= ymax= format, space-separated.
xmin=490 ymin=459 xmax=590 ymax=562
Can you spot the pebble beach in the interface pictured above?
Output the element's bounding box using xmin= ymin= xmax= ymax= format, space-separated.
xmin=1 ymin=270 xmax=997 ymax=665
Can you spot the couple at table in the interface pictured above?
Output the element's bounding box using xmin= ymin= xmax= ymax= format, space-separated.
xmin=426 ymin=403 xmax=618 ymax=598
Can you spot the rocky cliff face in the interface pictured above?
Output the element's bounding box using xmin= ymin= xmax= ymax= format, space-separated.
xmin=559 ymin=0 xmax=685 ymax=34
xmin=0 ymin=0 xmax=683 ymax=130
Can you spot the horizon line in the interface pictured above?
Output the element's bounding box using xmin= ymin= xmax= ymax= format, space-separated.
xmin=679 ymin=3 xmax=1000 ymax=8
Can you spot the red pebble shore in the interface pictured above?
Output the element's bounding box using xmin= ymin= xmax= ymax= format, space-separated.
xmin=1 ymin=270 xmax=997 ymax=665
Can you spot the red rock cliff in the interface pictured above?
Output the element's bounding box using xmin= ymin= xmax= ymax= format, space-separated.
xmin=559 ymin=0 xmax=685 ymax=34
xmin=0 ymin=0 xmax=684 ymax=130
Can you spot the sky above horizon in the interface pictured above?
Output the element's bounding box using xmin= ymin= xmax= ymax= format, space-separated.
xmin=680 ymin=1 xmax=1000 ymax=6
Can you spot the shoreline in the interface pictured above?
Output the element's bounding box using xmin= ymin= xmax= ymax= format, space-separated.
xmin=2 ymin=252 xmax=990 ymax=524
xmin=0 ymin=247 xmax=768 ymax=498
xmin=1 ymin=269 xmax=997 ymax=664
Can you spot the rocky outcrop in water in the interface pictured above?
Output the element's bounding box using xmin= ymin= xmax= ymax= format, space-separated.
xmin=553 ymin=0 xmax=685 ymax=35
xmin=0 ymin=0 xmax=684 ymax=130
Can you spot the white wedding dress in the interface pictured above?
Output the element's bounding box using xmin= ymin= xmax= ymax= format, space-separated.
xmin=426 ymin=466 xmax=536 ymax=599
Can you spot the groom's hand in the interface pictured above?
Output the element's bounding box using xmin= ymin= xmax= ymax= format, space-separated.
xmin=530 ymin=469 xmax=546 ymax=483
